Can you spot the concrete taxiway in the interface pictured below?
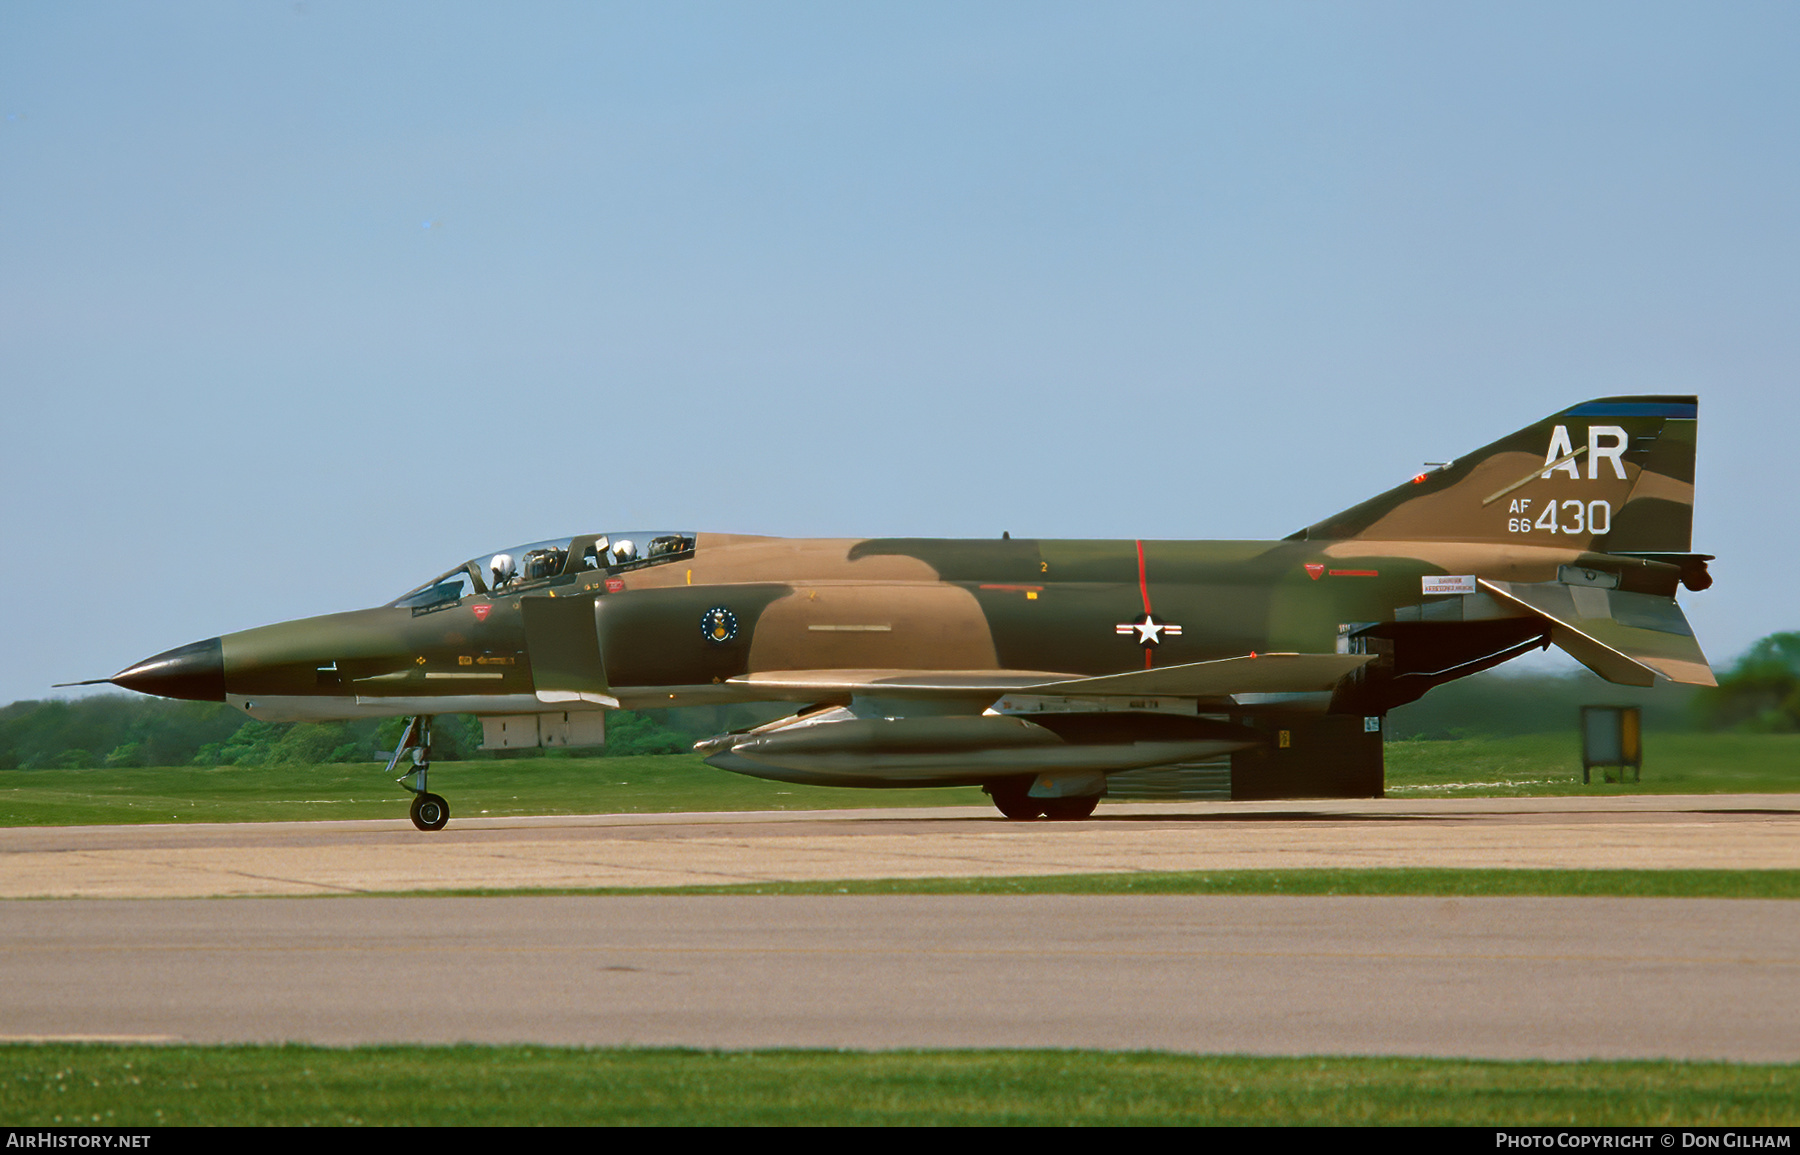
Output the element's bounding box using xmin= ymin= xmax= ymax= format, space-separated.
xmin=1 ymin=796 xmax=1793 ymax=1060
xmin=0 ymin=794 xmax=1796 ymax=898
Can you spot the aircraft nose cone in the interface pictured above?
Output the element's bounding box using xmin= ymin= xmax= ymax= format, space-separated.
xmin=111 ymin=637 xmax=226 ymax=702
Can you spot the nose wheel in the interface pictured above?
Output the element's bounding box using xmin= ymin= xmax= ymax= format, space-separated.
xmin=409 ymin=791 xmax=450 ymax=831
xmin=386 ymin=715 xmax=451 ymax=831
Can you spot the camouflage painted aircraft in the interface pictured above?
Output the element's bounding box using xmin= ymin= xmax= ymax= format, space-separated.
xmin=81 ymin=395 xmax=1712 ymax=829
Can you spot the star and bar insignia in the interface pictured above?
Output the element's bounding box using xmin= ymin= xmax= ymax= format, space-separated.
xmin=1115 ymin=613 xmax=1182 ymax=646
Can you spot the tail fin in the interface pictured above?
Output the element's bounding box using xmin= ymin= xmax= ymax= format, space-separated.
xmin=1290 ymin=396 xmax=1697 ymax=553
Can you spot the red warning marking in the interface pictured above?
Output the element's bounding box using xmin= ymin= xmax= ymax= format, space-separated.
xmin=1136 ymin=540 xmax=1152 ymax=615
xmin=471 ymin=604 xmax=492 ymax=622
xmin=1135 ymin=540 xmax=1157 ymax=669
xmin=1328 ymin=569 xmax=1379 ymax=577
xmin=1304 ymin=564 xmax=1325 ymax=580
xmin=605 ymin=578 xmax=625 ymax=593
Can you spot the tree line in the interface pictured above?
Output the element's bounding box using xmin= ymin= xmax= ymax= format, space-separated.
xmin=0 ymin=699 xmax=696 ymax=771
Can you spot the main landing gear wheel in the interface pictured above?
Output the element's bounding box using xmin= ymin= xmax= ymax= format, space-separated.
xmin=410 ymin=792 xmax=450 ymax=832
xmin=1040 ymin=795 xmax=1100 ymax=820
xmin=984 ymin=779 xmax=1045 ymax=821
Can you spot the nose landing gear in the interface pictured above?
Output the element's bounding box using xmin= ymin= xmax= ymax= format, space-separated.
xmin=386 ymin=715 xmax=450 ymax=831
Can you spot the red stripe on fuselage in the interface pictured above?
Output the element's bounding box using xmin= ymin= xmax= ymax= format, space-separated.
xmin=1137 ymin=541 xmax=1153 ymax=668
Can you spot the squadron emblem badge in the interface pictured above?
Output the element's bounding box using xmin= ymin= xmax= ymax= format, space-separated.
xmin=702 ymin=607 xmax=739 ymax=644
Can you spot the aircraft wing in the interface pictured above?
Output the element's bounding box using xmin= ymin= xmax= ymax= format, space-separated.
xmin=726 ymin=653 xmax=1374 ymax=703
xmin=1025 ymin=653 xmax=1376 ymax=698
xmin=1479 ymin=578 xmax=1715 ymax=687
xmin=725 ymin=669 xmax=1080 ymax=699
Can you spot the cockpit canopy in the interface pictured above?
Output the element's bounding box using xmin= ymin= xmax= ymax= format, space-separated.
xmin=389 ymin=531 xmax=697 ymax=610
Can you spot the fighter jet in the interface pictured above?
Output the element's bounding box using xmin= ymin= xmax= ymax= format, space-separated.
xmin=82 ymin=396 xmax=1712 ymax=829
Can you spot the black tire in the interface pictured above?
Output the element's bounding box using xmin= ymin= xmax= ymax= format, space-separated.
xmin=410 ymin=792 xmax=450 ymax=831
xmin=984 ymin=779 xmax=1044 ymax=821
xmin=1040 ymin=795 xmax=1100 ymax=820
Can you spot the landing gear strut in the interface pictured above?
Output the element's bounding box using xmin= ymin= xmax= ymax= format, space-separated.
xmin=386 ymin=715 xmax=450 ymax=831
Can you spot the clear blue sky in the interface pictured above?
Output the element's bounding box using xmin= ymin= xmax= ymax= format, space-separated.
xmin=4 ymin=1 xmax=1795 ymax=704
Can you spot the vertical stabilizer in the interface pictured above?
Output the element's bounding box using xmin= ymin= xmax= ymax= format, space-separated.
xmin=1291 ymin=396 xmax=1697 ymax=553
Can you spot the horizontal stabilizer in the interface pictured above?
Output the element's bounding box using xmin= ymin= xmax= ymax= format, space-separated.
xmin=1479 ymin=579 xmax=1715 ymax=687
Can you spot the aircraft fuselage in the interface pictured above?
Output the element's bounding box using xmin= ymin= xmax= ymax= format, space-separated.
xmin=116 ymin=533 xmax=1687 ymax=724
xmin=93 ymin=396 xmax=1713 ymax=825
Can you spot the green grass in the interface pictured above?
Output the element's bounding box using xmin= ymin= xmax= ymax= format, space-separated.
xmin=1384 ymin=732 xmax=1800 ymax=796
xmin=0 ymin=754 xmax=989 ymax=827
xmin=0 ymin=733 xmax=1792 ymax=828
xmin=382 ymin=867 xmax=1800 ymax=900
xmin=3 ymin=744 xmax=1792 ymax=1127
xmin=1 ymin=1044 xmax=1793 ymax=1126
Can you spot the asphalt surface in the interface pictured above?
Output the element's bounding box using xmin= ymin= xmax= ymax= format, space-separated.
xmin=0 ymin=795 xmax=1795 ymax=1060
xmin=2 ymin=894 xmax=1795 ymax=1060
